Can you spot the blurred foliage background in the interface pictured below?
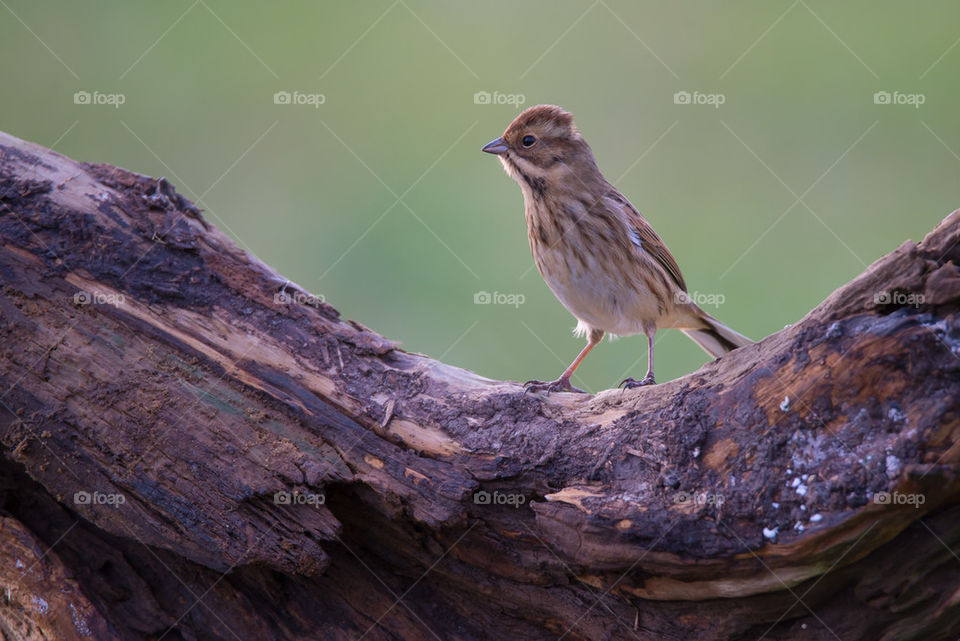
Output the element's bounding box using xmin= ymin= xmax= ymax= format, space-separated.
xmin=2 ymin=1 xmax=958 ymax=391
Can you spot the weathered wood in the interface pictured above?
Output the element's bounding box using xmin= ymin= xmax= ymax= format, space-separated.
xmin=0 ymin=512 xmax=121 ymax=641
xmin=1 ymin=129 xmax=959 ymax=640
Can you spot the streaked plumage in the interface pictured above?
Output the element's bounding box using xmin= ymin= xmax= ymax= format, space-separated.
xmin=482 ymin=104 xmax=752 ymax=393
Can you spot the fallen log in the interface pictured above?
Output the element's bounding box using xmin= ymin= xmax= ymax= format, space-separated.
xmin=0 ymin=130 xmax=959 ymax=640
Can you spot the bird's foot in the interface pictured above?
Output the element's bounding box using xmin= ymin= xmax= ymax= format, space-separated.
xmin=619 ymin=374 xmax=656 ymax=389
xmin=523 ymin=377 xmax=585 ymax=394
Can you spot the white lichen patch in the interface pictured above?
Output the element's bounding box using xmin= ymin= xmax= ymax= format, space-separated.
xmin=885 ymin=455 xmax=902 ymax=479
xmin=32 ymin=595 xmax=49 ymax=615
xmin=887 ymin=406 xmax=906 ymax=423
xmin=69 ymin=603 xmax=91 ymax=636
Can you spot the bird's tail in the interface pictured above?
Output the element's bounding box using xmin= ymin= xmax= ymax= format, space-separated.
xmin=682 ymin=313 xmax=753 ymax=359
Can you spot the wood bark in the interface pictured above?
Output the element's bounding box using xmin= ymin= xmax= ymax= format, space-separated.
xmin=1 ymin=130 xmax=959 ymax=641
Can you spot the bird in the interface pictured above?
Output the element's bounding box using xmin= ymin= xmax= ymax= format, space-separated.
xmin=482 ymin=104 xmax=753 ymax=393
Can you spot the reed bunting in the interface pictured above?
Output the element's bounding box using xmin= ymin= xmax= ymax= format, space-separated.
xmin=482 ymin=104 xmax=752 ymax=393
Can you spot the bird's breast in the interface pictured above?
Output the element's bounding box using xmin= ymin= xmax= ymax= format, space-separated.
xmin=525 ymin=198 xmax=671 ymax=335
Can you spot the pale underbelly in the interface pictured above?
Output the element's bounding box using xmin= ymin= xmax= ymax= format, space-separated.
xmin=538 ymin=261 xmax=687 ymax=336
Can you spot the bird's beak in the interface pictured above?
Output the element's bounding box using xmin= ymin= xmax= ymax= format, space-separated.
xmin=482 ymin=137 xmax=509 ymax=155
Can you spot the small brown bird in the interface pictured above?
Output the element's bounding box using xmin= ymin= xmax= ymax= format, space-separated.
xmin=483 ymin=104 xmax=752 ymax=393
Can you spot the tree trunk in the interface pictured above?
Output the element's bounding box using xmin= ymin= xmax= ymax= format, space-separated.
xmin=1 ymin=130 xmax=959 ymax=641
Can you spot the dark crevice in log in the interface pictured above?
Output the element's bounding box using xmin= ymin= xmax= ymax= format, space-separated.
xmin=4 ymin=452 xmax=960 ymax=640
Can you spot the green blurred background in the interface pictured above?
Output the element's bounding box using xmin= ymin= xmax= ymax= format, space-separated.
xmin=2 ymin=1 xmax=957 ymax=391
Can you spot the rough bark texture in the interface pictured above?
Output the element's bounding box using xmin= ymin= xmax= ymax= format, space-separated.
xmin=1 ymin=129 xmax=959 ymax=641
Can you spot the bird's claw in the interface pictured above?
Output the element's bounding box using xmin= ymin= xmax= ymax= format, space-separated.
xmin=619 ymin=375 xmax=656 ymax=389
xmin=523 ymin=377 xmax=585 ymax=394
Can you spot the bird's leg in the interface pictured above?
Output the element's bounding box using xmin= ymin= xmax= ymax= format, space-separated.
xmin=620 ymin=327 xmax=657 ymax=389
xmin=525 ymin=329 xmax=603 ymax=394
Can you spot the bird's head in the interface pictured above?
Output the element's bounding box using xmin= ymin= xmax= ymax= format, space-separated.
xmin=482 ymin=104 xmax=600 ymax=194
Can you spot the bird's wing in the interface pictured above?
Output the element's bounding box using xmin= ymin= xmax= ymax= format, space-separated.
xmin=608 ymin=190 xmax=687 ymax=292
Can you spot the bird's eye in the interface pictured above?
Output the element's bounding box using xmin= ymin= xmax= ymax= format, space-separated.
xmin=522 ymin=135 xmax=537 ymax=148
